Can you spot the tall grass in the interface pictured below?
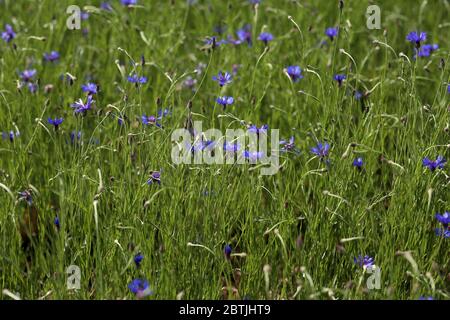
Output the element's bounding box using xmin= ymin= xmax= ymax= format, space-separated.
xmin=0 ymin=0 xmax=449 ymax=299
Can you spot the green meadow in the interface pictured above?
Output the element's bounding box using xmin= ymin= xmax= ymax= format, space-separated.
xmin=0 ymin=0 xmax=449 ymax=300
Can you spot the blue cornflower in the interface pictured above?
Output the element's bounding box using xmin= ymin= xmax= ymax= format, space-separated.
xmin=406 ymin=31 xmax=427 ymax=48
xmin=212 ymin=71 xmax=232 ymax=87
xmin=48 ymin=117 xmax=64 ymax=130
xmin=18 ymin=190 xmax=33 ymax=205
xmin=204 ymin=36 xmax=219 ymax=46
xmin=183 ymin=76 xmax=197 ymax=90
xmin=100 ymin=2 xmax=113 ymax=11
xmin=448 ymin=85 xmax=450 ymax=94
xmin=416 ymin=44 xmax=438 ymax=58
xmin=236 ymin=25 xmax=252 ymax=46
xmin=435 ymin=212 xmax=450 ymax=228
xmin=81 ymin=82 xmax=98 ymax=95
xmin=70 ymin=131 xmax=82 ymax=144
xmin=80 ymin=11 xmax=89 ymax=20
xmin=435 ymin=228 xmax=450 ymax=238
xmin=279 ymin=136 xmax=296 ymax=152
xmin=202 ymin=140 xmax=216 ymax=151
xmin=127 ymin=74 xmax=147 ymax=84
xmin=187 ymin=139 xmax=215 ymax=153
xmin=325 ymin=27 xmax=339 ymax=41
xmin=157 ymin=108 xmax=171 ymax=118
xmin=19 ymin=69 xmax=37 ymax=82
xmin=128 ymin=279 xmax=153 ymax=298
xmin=27 ymin=82 xmax=38 ymax=93
xmin=4 ymin=130 xmax=20 ymax=142
xmin=422 ymin=156 xmax=446 ymax=171
xmin=54 ymin=216 xmax=60 ymax=230
xmin=311 ymin=142 xmax=330 ymax=159
xmin=353 ymin=157 xmax=364 ymax=169
xmin=1 ymin=24 xmax=15 ymax=43
xmin=121 ymin=0 xmax=137 ymax=6
xmin=216 ymin=96 xmax=234 ymax=109
xmin=43 ymin=51 xmax=60 ymax=63
xmin=141 ymin=115 xmax=161 ymax=127
xmin=333 ymin=74 xmax=347 ymax=87
xmin=134 ymin=253 xmax=144 ymax=267
xmin=249 ymin=0 xmax=261 ymax=4
xmin=147 ymin=171 xmax=161 ymax=185
xmin=286 ymin=65 xmax=303 ymax=82
xmin=224 ymin=244 xmax=232 ymax=259
xmin=247 ymin=124 xmax=268 ymax=136
xmin=223 ymin=141 xmax=240 ymax=153
xmin=71 ymin=95 xmax=94 ymax=114
xmin=258 ymin=32 xmax=274 ymax=45
xmin=225 ymin=35 xmax=241 ymax=46
xmin=354 ymin=91 xmax=363 ymax=100
xmin=354 ymin=255 xmax=375 ymax=268
xmin=243 ymin=150 xmax=264 ymax=162
xmin=419 ymin=296 xmax=434 ymax=300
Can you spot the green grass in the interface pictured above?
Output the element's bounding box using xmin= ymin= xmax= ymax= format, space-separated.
xmin=0 ymin=0 xmax=449 ymax=300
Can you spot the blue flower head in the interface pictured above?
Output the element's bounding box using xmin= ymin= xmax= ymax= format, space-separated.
xmin=416 ymin=44 xmax=439 ymax=58
xmin=333 ymin=74 xmax=347 ymax=87
xmin=1 ymin=24 xmax=16 ymax=43
xmin=100 ymin=2 xmax=113 ymax=11
xmin=134 ymin=253 xmax=144 ymax=267
xmin=216 ymin=96 xmax=234 ymax=109
xmin=43 ymin=51 xmax=60 ymax=63
xmin=121 ymin=0 xmax=137 ymax=6
xmin=279 ymin=136 xmax=296 ymax=152
xmin=128 ymin=279 xmax=153 ymax=298
xmin=147 ymin=171 xmax=161 ymax=185
xmin=236 ymin=25 xmax=252 ymax=46
xmin=48 ymin=117 xmax=64 ymax=130
xmin=354 ymin=255 xmax=375 ymax=268
xmin=311 ymin=142 xmax=330 ymax=159
xmin=127 ymin=74 xmax=147 ymax=84
xmin=247 ymin=124 xmax=268 ymax=136
xmin=212 ymin=71 xmax=232 ymax=87
xmin=141 ymin=115 xmax=161 ymax=127
xmin=157 ymin=108 xmax=171 ymax=118
xmin=27 ymin=82 xmax=38 ymax=93
xmin=71 ymin=95 xmax=94 ymax=114
xmin=243 ymin=150 xmax=264 ymax=162
xmin=223 ymin=141 xmax=240 ymax=153
xmin=224 ymin=244 xmax=232 ymax=259
xmin=353 ymin=157 xmax=364 ymax=169
xmin=325 ymin=27 xmax=339 ymax=41
xmin=81 ymin=83 xmax=98 ymax=95
xmin=54 ymin=216 xmax=60 ymax=230
xmin=435 ymin=212 xmax=450 ymax=228
xmin=183 ymin=76 xmax=197 ymax=90
xmin=18 ymin=190 xmax=33 ymax=205
xmin=406 ymin=31 xmax=427 ymax=48
xmin=258 ymin=32 xmax=274 ymax=45
xmin=286 ymin=66 xmax=303 ymax=82
xmin=434 ymin=228 xmax=450 ymax=238
xmin=20 ymin=69 xmax=37 ymax=82
xmin=422 ymin=156 xmax=446 ymax=171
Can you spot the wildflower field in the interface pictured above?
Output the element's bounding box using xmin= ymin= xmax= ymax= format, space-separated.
xmin=0 ymin=0 xmax=449 ymax=300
